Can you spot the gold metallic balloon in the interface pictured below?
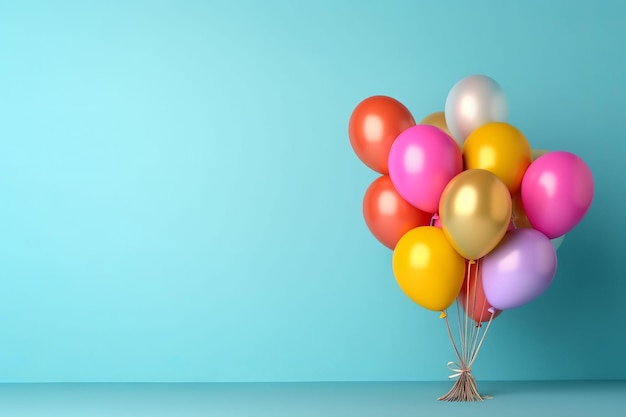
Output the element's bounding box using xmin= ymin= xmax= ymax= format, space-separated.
xmin=420 ymin=111 xmax=452 ymax=138
xmin=439 ymin=169 xmax=512 ymax=260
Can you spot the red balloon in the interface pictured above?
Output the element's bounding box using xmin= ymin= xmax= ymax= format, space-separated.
xmin=458 ymin=261 xmax=501 ymax=324
xmin=349 ymin=96 xmax=416 ymax=174
xmin=362 ymin=175 xmax=431 ymax=249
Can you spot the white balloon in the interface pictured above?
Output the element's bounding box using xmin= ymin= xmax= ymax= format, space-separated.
xmin=444 ymin=74 xmax=508 ymax=147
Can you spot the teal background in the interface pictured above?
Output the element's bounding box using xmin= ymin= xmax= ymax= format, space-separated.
xmin=0 ymin=0 xmax=623 ymax=383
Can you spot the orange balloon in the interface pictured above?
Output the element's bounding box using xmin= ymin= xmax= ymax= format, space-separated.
xmin=458 ymin=261 xmax=502 ymax=324
xmin=362 ymin=175 xmax=432 ymax=249
xmin=462 ymin=122 xmax=532 ymax=194
xmin=349 ymin=96 xmax=416 ymax=174
xmin=392 ymin=226 xmax=466 ymax=311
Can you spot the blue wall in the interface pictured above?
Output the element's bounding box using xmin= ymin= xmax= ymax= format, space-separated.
xmin=0 ymin=0 xmax=623 ymax=382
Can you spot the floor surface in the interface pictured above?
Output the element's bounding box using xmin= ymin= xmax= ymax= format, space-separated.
xmin=0 ymin=380 xmax=623 ymax=416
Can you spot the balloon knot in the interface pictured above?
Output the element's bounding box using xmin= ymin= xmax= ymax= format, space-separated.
xmin=487 ymin=307 xmax=496 ymax=314
xmin=468 ymin=259 xmax=476 ymax=265
xmin=439 ymin=311 xmax=447 ymax=319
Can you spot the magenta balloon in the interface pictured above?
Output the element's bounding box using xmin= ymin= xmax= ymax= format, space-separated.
xmin=482 ymin=229 xmax=557 ymax=310
xmin=388 ymin=125 xmax=462 ymax=213
xmin=521 ymin=151 xmax=594 ymax=239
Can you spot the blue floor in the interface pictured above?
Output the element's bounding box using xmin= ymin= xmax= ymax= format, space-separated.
xmin=0 ymin=381 xmax=623 ymax=416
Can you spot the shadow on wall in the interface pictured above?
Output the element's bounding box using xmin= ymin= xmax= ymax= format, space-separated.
xmin=486 ymin=198 xmax=621 ymax=380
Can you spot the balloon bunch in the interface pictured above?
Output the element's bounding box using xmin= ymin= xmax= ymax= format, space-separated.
xmin=348 ymin=75 xmax=594 ymax=402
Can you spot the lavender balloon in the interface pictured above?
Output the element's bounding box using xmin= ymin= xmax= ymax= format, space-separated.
xmin=482 ymin=229 xmax=557 ymax=310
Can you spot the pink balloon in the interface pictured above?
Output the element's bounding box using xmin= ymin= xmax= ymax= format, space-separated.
xmin=388 ymin=125 xmax=462 ymax=213
xmin=521 ymin=151 xmax=594 ymax=239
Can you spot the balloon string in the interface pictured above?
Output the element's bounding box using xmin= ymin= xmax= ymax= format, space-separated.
xmin=467 ymin=260 xmax=478 ymax=362
xmin=511 ymin=208 xmax=518 ymax=230
xmin=447 ymin=259 xmax=493 ymax=377
xmin=478 ymin=258 xmax=488 ymax=327
xmin=443 ymin=310 xmax=465 ymax=372
xmin=463 ymin=260 xmax=474 ymax=364
xmin=441 ymin=262 xmax=496 ymax=401
xmin=469 ymin=320 xmax=483 ymax=370
xmin=468 ymin=259 xmax=483 ymax=360
xmin=469 ymin=310 xmax=495 ymax=369
xmin=455 ymin=288 xmax=463 ymax=366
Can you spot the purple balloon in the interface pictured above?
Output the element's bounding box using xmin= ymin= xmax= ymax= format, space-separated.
xmin=482 ymin=229 xmax=557 ymax=310
xmin=388 ymin=125 xmax=462 ymax=213
xmin=521 ymin=151 xmax=594 ymax=239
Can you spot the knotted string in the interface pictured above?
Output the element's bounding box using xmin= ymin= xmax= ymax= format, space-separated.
xmin=446 ymin=361 xmax=471 ymax=379
xmin=438 ymin=289 xmax=497 ymax=401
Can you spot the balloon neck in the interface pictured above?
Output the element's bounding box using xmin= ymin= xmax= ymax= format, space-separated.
xmin=487 ymin=307 xmax=497 ymax=314
xmin=430 ymin=213 xmax=440 ymax=226
xmin=468 ymin=259 xmax=476 ymax=265
xmin=511 ymin=209 xmax=519 ymax=229
xmin=439 ymin=311 xmax=447 ymax=319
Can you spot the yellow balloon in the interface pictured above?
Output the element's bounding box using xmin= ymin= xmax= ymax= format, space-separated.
xmin=439 ymin=169 xmax=512 ymax=260
xmin=392 ymin=226 xmax=465 ymax=312
xmin=420 ymin=111 xmax=452 ymax=138
xmin=462 ymin=122 xmax=532 ymax=194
